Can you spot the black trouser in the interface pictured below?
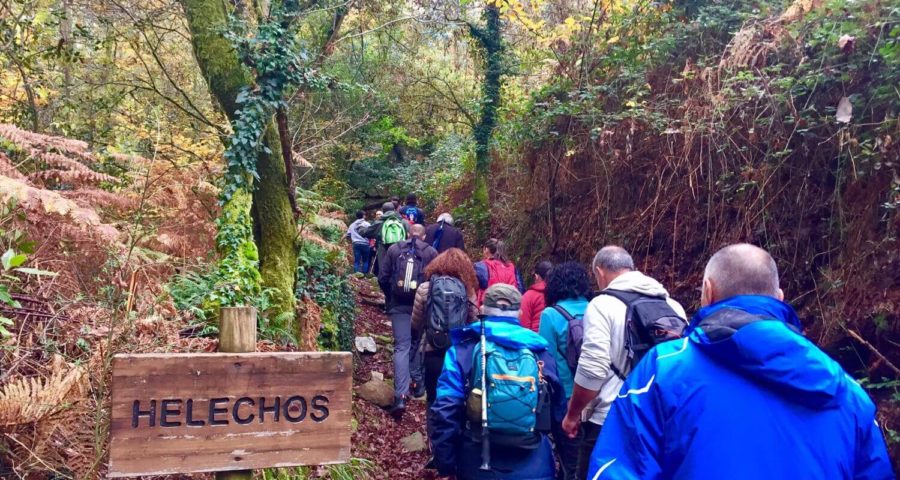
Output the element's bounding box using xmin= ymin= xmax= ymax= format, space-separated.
xmin=423 ymin=349 xmax=446 ymax=407
xmin=553 ymin=419 xmax=583 ymax=480
xmin=575 ymin=422 xmax=602 ymax=480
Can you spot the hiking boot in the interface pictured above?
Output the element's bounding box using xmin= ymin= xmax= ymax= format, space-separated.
xmin=389 ymin=396 xmax=407 ymax=419
xmin=411 ymin=382 xmax=426 ymax=400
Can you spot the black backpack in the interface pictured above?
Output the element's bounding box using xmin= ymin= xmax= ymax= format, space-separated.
xmin=391 ymin=240 xmax=425 ymax=303
xmin=601 ymin=289 xmax=687 ymax=380
xmin=550 ymin=305 xmax=584 ymax=372
xmin=425 ymin=276 xmax=469 ymax=349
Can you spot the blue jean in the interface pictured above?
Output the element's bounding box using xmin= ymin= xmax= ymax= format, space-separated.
xmin=352 ymin=243 xmax=371 ymax=273
xmin=390 ymin=310 xmax=423 ymax=400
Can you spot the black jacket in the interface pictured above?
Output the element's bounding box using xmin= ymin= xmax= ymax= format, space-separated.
xmin=379 ymin=238 xmax=438 ymax=309
xmin=424 ymin=221 xmax=465 ymax=253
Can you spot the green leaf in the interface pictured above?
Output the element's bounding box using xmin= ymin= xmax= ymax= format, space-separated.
xmin=0 ymin=285 xmax=13 ymax=306
xmin=14 ymin=267 xmax=57 ymax=277
xmin=8 ymin=254 xmax=27 ymax=269
xmin=1 ymin=249 xmax=14 ymax=271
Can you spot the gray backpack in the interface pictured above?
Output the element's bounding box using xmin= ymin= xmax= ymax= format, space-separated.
xmin=425 ymin=276 xmax=468 ymax=350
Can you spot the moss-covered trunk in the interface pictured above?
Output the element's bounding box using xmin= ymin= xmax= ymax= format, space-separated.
xmin=470 ymin=3 xmax=503 ymax=241
xmin=181 ymin=0 xmax=297 ymax=326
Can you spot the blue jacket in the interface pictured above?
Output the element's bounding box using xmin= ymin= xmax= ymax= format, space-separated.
xmin=428 ymin=316 xmax=567 ymax=479
xmin=399 ymin=204 xmax=425 ymax=224
xmin=589 ymin=295 xmax=894 ymax=480
xmin=538 ymin=298 xmax=589 ymax=399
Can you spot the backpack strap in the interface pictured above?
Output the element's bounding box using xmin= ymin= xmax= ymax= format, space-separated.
xmin=551 ymin=304 xmax=577 ymax=364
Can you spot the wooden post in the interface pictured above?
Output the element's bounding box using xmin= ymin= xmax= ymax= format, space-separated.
xmin=217 ymin=306 xmax=257 ymax=480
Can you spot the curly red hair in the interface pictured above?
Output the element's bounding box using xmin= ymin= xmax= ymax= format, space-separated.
xmin=424 ymin=248 xmax=478 ymax=296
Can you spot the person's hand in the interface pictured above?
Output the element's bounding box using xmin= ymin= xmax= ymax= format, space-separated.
xmin=562 ymin=413 xmax=580 ymax=438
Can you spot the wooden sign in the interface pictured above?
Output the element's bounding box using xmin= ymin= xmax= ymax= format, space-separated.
xmin=108 ymin=352 xmax=352 ymax=477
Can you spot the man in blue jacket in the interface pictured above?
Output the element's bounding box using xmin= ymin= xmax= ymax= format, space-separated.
xmin=589 ymin=244 xmax=894 ymax=479
xmin=428 ymin=284 xmax=567 ymax=480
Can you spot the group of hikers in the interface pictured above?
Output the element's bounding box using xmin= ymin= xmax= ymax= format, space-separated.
xmin=347 ymin=197 xmax=893 ymax=480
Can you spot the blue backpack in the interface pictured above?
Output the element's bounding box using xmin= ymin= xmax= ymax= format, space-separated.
xmin=467 ymin=339 xmax=544 ymax=446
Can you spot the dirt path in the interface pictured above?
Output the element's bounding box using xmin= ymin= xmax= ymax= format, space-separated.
xmin=350 ymin=277 xmax=439 ymax=479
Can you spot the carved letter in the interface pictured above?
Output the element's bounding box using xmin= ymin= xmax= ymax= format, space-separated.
xmin=132 ymin=399 xmax=157 ymax=428
xmin=208 ymin=397 xmax=229 ymax=425
xmin=311 ymin=395 xmax=330 ymax=422
xmin=233 ymin=397 xmax=256 ymax=425
xmin=282 ymin=396 xmax=307 ymax=423
xmin=186 ymin=399 xmax=205 ymax=426
xmin=160 ymin=399 xmax=183 ymax=427
xmin=258 ymin=396 xmax=281 ymax=423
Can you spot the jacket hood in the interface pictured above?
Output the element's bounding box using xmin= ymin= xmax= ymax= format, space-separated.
xmin=529 ymin=281 xmax=546 ymax=293
xmin=451 ymin=316 xmax=548 ymax=352
xmin=690 ymin=295 xmax=847 ymax=409
xmin=605 ymin=271 xmax=672 ymax=297
xmin=381 ymin=211 xmax=403 ymax=221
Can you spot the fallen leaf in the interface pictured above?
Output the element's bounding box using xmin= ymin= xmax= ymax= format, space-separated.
xmin=836 ymin=96 xmax=853 ymax=123
xmin=837 ymin=34 xmax=856 ymax=53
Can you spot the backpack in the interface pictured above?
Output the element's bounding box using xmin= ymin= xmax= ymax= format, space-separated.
xmin=477 ymin=259 xmax=519 ymax=306
xmin=431 ymin=221 xmax=446 ymax=250
xmin=381 ymin=216 xmax=406 ymax=245
xmin=401 ymin=205 xmax=423 ymax=224
xmin=425 ymin=276 xmax=469 ymax=350
xmin=601 ymin=289 xmax=688 ymax=379
xmin=466 ymin=338 xmax=546 ymax=447
xmin=550 ymin=305 xmax=584 ymax=372
xmin=390 ymin=240 xmax=425 ymax=303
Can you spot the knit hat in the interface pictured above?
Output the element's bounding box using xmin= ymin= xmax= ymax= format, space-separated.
xmin=482 ymin=284 xmax=522 ymax=310
xmin=437 ymin=213 xmax=454 ymax=225
xmin=382 ymin=201 xmax=396 ymax=212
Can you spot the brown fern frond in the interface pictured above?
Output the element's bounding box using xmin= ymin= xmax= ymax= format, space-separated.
xmin=0 ymin=366 xmax=86 ymax=426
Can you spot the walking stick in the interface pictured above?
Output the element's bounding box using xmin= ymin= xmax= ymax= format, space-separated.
xmin=479 ymin=314 xmax=491 ymax=471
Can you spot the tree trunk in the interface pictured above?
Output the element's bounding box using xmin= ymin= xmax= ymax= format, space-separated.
xmin=181 ymin=0 xmax=298 ymax=327
xmin=469 ymin=3 xmax=503 ymax=241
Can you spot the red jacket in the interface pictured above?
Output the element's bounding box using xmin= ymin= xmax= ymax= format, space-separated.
xmin=518 ymin=280 xmax=546 ymax=332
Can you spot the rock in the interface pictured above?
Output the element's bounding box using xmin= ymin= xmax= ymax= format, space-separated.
xmin=357 ymin=379 xmax=394 ymax=408
xmin=360 ymin=295 xmax=385 ymax=307
xmin=401 ymin=431 xmax=426 ymax=453
xmin=371 ymin=371 xmax=384 ymax=382
xmin=355 ymin=336 xmax=377 ymax=353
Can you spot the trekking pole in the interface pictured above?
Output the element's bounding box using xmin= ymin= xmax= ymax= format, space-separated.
xmin=479 ymin=314 xmax=491 ymax=471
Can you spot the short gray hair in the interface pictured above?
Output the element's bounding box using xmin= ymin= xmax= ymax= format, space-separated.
xmin=437 ymin=213 xmax=454 ymax=225
xmin=704 ymin=243 xmax=779 ymax=300
xmin=592 ymin=246 xmax=635 ymax=272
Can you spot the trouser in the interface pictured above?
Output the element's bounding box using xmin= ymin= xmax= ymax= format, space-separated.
xmin=352 ymin=243 xmax=371 ymax=273
xmin=575 ymin=422 xmax=602 ymax=480
xmin=552 ymin=419 xmax=583 ymax=480
xmin=390 ymin=310 xmax=423 ymax=400
xmin=379 ymin=280 xmax=392 ymax=308
xmin=423 ymin=349 xmax=446 ymax=407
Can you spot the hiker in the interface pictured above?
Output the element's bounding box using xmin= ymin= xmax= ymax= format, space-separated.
xmin=425 ymin=213 xmax=466 ymax=253
xmin=379 ymin=224 xmax=438 ymax=417
xmin=391 ymin=195 xmax=401 ymax=211
xmin=589 ymin=244 xmax=893 ymax=479
xmin=346 ymin=210 xmax=371 ymax=274
xmin=538 ymin=261 xmax=591 ymax=480
xmin=368 ymin=210 xmax=383 ymax=275
xmin=411 ymin=248 xmax=479 ymax=406
xmin=561 ymin=246 xmax=686 ymax=480
xmin=399 ymin=193 xmax=426 ymax=225
xmin=475 ymin=238 xmax=524 ymax=307
xmin=519 ymin=260 xmax=553 ymax=332
xmin=428 ymin=284 xmax=566 ymax=480
xmin=362 ymin=202 xmax=411 ymax=302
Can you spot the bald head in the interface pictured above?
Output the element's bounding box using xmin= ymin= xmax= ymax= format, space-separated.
xmin=410 ymin=224 xmax=426 ymax=240
xmin=702 ymin=243 xmax=782 ymax=305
